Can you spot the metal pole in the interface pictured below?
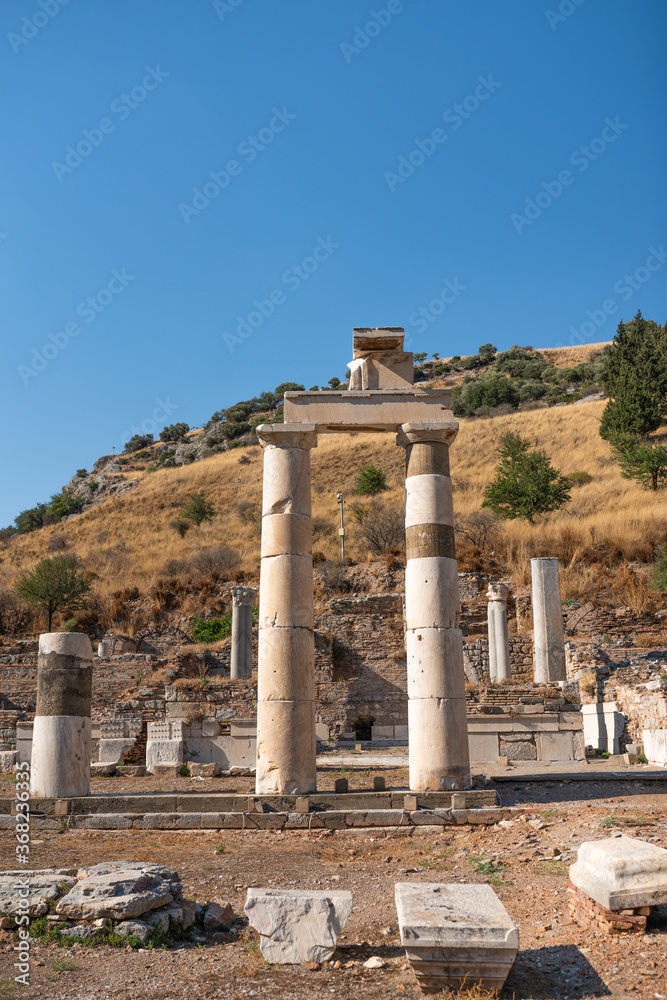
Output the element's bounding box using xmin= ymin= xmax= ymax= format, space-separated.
xmin=337 ymin=492 xmax=345 ymax=561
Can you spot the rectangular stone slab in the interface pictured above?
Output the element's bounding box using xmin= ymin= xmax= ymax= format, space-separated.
xmin=282 ymin=389 xmax=453 ymax=431
xmin=395 ymin=882 xmax=518 ymax=992
xmin=569 ymin=835 xmax=667 ymax=909
xmin=245 ymin=888 xmax=353 ymax=963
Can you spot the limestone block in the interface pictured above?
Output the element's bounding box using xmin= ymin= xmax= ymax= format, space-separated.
xmin=244 ymin=888 xmax=353 ymax=963
xmin=116 ymin=919 xmax=152 ymax=942
xmin=282 ymin=390 xmax=454 ymax=431
xmin=371 ymin=725 xmax=394 ymax=741
xmin=147 ymin=721 xmax=184 ymax=741
xmin=569 ymin=836 xmax=667 ymax=909
xmin=405 ymin=475 xmax=454 ymax=528
xmin=201 ymin=720 xmax=221 ymax=737
xmin=538 ymin=731 xmax=574 ymax=761
xmin=582 ymin=704 xmax=626 ymax=754
xmin=65 ymin=924 xmax=98 ymax=940
xmin=189 ymin=762 xmax=220 ymax=778
xmin=643 ymin=729 xmax=667 ymax=766
xmin=98 ymin=738 xmax=135 ymax=764
xmin=187 ymin=735 xmax=256 ymax=769
xmin=405 ymin=557 xmax=460 ymax=630
xmin=30 ymin=716 xmax=91 ymax=798
xmin=406 ymin=627 xmax=466 ymax=700
xmin=146 ymin=739 xmax=183 ymax=773
xmin=395 ymin=882 xmax=519 ymax=992
xmin=499 ymin=738 xmax=537 ymax=761
xmin=101 ymin=719 xmax=143 ymax=739
xmin=394 ymin=725 xmax=408 ymax=740
xmin=0 ymin=873 xmax=76 ymax=918
xmin=56 ymin=867 xmax=175 ymax=920
xmin=0 ymin=750 xmax=17 ymax=773
xmin=90 ymin=762 xmax=115 ymax=777
xmin=353 ymin=326 xmax=405 ymax=355
xmin=468 ymin=733 xmax=500 ymax=763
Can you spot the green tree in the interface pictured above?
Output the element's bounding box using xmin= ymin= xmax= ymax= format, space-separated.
xmin=413 ymin=352 xmax=428 ymax=363
xmin=179 ymin=492 xmax=216 ymax=528
xmin=355 ymin=463 xmax=387 ymax=496
xmin=160 ymin=422 xmax=190 ymax=443
xmin=125 ymin=433 xmax=154 ymax=453
xmin=611 ymin=436 xmax=667 ymax=490
xmin=274 ymin=382 xmax=305 ymax=400
xmin=599 ymin=312 xmax=667 ymax=440
xmin=478 ymin=342 xmax=497 ymax=362
xmin=47 ymin=489 xmax=83 ymax=521
xmin=14 ymin=555 xmax=90 ymax=631
xmin=328 ymin=377 xmax=341 ymax=389
xmin=14 ymin=504 xmax=48 ymax=534
xmin=482 ymin=432 xmax=571 ymax=522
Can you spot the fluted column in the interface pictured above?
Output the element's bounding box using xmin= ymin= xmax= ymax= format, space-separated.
xmin=487 ymin=582 xmax=510 ymax=682
xmin=230 ymin=586 xmax=257 ymax=680
xmin=255 ymin=424 xmax=318 ymax=794
xmin=30 ymin=633 xmax=93 ymax=798
xmin=531 ymin=557 xmax=566 ymax=683
xmin=396 ymin=421 xmax=470 ymax=791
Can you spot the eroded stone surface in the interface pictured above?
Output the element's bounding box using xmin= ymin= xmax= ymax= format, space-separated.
xmin=244 ymin=888 xmax=353 ymax=963
xmin=0 ymin=874 xmax=76 ymax=918
xmin=56 ymin=866 xmax=175 ymax=920
xmin=395 ymin=882 xmax=518 ymax=992
xmin=569 ymin=835 xmax=667 ymax=910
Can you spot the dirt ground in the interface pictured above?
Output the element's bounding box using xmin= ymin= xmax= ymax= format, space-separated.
xmin=1 ymin=777 xmax=666 ymax=1000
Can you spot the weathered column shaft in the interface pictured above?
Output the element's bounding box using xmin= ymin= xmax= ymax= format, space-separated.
xmin=487 ymin=601 xmax=498 ymax=682
xmin=531 ymin=557 xmax=566 ymax=683
xmin=397 ymin=422 xmax=470 ymax=792
xmin=487 ymin=583 xmax=510 ymax=682
xmin=230 ymin=586 xmax=257 ymax=680
xmin=30 ymin=633 xmax=93 ymax=798
xmin=255 ymin=424 xmax=318 ymax=795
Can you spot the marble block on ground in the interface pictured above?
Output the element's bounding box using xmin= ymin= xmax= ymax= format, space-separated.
xmin=145 ymin=739 xmax=183 ymax=773
xmin=569 ymin=835 xmax=667 ymax=910
xmin=244 ymin=888 xmax=353 ymax=963
xmin=395 ymin=882 xmax=519 ymax=993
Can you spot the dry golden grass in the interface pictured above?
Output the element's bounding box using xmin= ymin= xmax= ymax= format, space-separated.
xmin=1 ymin=393 xmax=665 ymax=611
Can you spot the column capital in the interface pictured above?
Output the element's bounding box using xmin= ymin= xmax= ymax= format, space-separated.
xmin=231 ymin=585 xmax=257 ymax=607
xmin=256 ymin=424 xmax=318 ymax=450
xmin=395 ymin=421 xmax=459 ymax=449
xmin=487 ymin=582 xmax=510 ymax=602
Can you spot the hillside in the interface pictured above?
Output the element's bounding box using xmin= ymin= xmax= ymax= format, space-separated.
xmin=1 ymin=337 xmax=665 ymax=638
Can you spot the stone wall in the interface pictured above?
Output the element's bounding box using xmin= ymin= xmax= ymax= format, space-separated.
xmin=463 ymin=636 xmax=534 ymax=682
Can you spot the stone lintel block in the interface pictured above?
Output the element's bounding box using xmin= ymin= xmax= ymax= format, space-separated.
xmin=352 ymin=326 xmax=405 ymax=356
xmin=282 ymin=392 xmax=454 ymax=432
xmin=396 ymin=882 xmax=519 ymax=992
xmin=245 ymin=888 xmax=353 ymax=964
xmin=569 ymin=835 xmax=667 ymax=910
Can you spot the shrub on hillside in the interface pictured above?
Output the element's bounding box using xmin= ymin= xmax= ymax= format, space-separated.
xmin=160 ymin=422 xmax=190 ymax=443
xmin=358 ymin=501 xmax=404 ymax=554
xmin=14 ymin=504 xmax=48 ymax=534
xmin=192 ymin=615 xmax=232 ymax=643
xmin=652 ymin=548 xmax=667 ymax=591
xmin=125 ymin=433 xmax=154 ymax=452
xmin=566 ymin=470 xmax=594 ymax=487
xmin=355 ymin=463 xmax=387 ymax=496
xmin=319 ymin=561 xmax=352 ymax=594
xmin=190 ymin=546 xmax=240 ymax=582
xmin=611 ymin=436 xmax=667 ymax=491
xmin=180 ymin=492 xmax=216 ymax=528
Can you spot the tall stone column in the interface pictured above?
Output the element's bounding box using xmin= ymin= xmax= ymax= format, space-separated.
xmin=487 ymin=583 xmax=510 ymax=682
xmin=397 ymin=422 xmax=470 ymax=791
xmin=230 ymin=586 xmax=257 ymax=680
xmin=30 ymin=633 xmax=93 ymax=798
xmin=255 ymin=424 xmax=318 ymax=794
xmin=531 ymin=557 xmax=566 ymax=683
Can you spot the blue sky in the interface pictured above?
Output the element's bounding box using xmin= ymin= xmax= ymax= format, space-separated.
xmin=1 ymin=0 xmax=666 ymax=526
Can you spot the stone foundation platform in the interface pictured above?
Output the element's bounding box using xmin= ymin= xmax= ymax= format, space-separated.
xmin=567 ymin=884 xmax=650 ymax=934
